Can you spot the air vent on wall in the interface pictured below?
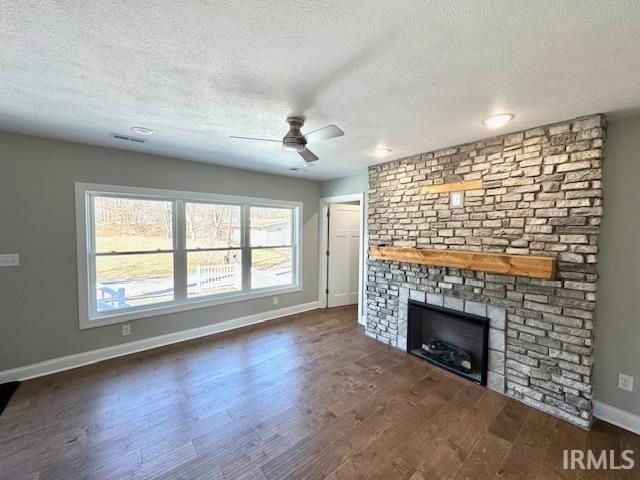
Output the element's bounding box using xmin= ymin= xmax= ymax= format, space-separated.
xmin=109 ymin=133 xmax=148 ymax=143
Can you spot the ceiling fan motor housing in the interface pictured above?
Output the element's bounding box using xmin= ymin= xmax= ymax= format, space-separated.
xmin=283 ymin=116 xmax=306 ymax=152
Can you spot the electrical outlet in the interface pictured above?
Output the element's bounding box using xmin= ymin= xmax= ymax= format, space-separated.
xmin=122 ymin=324 xmax=131 ymax=336
xmin=618 ymin=373 xmax=634 ymax=392
xmin=0 ymin=254 xmax=20 ymax=267
xmin=450 ymin=191 xmax=464 ymax=208
xmin=273 ymin=296 xmax=278 ymax=305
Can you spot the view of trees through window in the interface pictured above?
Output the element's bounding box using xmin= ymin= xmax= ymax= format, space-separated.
xmin=90 ymin=195 xmax=296 ymax=315
xmin=94 ymin=197 xmax=174 ymax=311
xmin=94 ymin=196 xmax=173 ymax=253
xmin=186 ymin=203 xmax=241 ymax=249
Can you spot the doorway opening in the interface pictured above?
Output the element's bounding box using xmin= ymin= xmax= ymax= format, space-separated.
xmin=319 ymin=193 xmax=366 ymax=325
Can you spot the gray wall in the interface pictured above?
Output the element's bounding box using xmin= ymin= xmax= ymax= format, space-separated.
xmin=0 ymin=132 xmax=320 ymax=370
xmin=320 ymin=171 xmax=368 ymax=197
xmin=594 ymin=114 xmax=640 ymax=415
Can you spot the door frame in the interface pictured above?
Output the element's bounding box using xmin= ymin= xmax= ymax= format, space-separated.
xmin=318 ymin=193 xmax=367 ymax=325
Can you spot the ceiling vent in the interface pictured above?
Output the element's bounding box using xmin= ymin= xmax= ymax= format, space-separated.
xmin=110 ymin=133 xmax=148 ymax=143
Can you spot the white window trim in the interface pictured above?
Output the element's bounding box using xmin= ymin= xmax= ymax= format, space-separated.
xmin=75 ymin=182 xmax=303 ymax=329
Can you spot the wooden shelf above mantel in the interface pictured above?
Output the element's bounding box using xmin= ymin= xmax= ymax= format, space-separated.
xmin=420 ymin=179 xmax=483 ymax=194
xmin=370 ymin=246 xmax=556 ymax=280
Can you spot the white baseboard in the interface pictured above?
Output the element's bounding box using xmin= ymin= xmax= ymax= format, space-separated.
xmin=593 ymin=400 xmax=640 ymax=435
xmin=0 ymin=301 xmax=319 ymax=384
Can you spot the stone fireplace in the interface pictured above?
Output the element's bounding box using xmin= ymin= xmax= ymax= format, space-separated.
xmin=366 ymin=114 xmax=604 ymax=428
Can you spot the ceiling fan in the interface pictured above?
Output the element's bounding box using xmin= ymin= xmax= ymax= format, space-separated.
xmin=230 ymin=116 xmax=344 ymax=162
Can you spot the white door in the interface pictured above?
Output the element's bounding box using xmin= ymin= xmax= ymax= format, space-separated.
xmin=328 ymin=203 xmax=360 ymax=307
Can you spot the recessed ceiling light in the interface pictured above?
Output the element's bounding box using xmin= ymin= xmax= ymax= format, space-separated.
xmin=372 ymin=146 xmax=391 ymax=158
xmin=130 ymin=126 xmax=154 ymax=136
xmin=482 ymin=113 xmax=515 ymax=129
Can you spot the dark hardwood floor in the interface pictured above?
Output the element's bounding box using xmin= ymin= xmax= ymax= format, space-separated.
xmin=1 ymin=306 xmax=637 ymax=479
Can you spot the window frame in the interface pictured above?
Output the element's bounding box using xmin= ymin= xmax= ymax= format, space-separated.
xmin=76 ymin=183 xmax=303 ymax=329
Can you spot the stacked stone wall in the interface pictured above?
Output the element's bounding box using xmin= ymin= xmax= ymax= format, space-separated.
xmin=366 ymin=114 xmax=605 ymax=427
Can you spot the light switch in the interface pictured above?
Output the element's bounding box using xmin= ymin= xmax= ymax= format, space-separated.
xmin=450 ymin=191 xmax=464 ymax=208
xmin=0 ymin=254 xmax=19 ymax=267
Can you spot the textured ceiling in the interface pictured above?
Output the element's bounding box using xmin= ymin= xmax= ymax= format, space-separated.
xmin=1 ymin=1 xmax=639 ymax=180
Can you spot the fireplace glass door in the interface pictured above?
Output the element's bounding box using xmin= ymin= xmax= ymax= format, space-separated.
xmin=407 ymin=300 xmax=489 ymax=385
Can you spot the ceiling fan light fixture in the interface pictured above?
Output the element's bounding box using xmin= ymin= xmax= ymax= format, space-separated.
xmin=282 ymin=141 xmax=305 ymax=153
xmin=482 ymin=113 xmax=515 ymax=129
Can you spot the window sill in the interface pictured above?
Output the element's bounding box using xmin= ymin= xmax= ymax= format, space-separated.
xmin=79 ymin=284 xmax=303 ymax=330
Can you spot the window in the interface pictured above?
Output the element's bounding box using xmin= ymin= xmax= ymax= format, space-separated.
xmin=93 ymin=197 xmax=175 ymax=312
xmin=250 ymin=207 xmax=293 ymax=289
xmin=185 ymin=202 xmax=242 ymax=298
xmin=76 ymin=183 xmax=302 ymax=328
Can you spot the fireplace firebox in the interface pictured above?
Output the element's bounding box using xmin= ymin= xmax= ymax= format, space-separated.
xmin=407 ymin=300 xmax=489 ymax=385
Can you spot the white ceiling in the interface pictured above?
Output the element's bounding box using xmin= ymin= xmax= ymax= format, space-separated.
xmin=1 ymin=1 xmax=639 ymax=180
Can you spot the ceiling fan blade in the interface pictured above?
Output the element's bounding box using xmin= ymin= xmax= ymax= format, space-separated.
xmin=298 ymin=148 xmax=319 ymax=163
xmin=302 ymin=125 xmax=344 ymax=144
xmin=229 ymin=136 xmax=281 ymax=143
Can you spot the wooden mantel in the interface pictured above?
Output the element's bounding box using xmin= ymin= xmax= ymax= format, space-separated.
xmin=370 ymin=246 xmax=556 ymax=280
xmin=420 ymin=179 xmax=482 ymax=194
